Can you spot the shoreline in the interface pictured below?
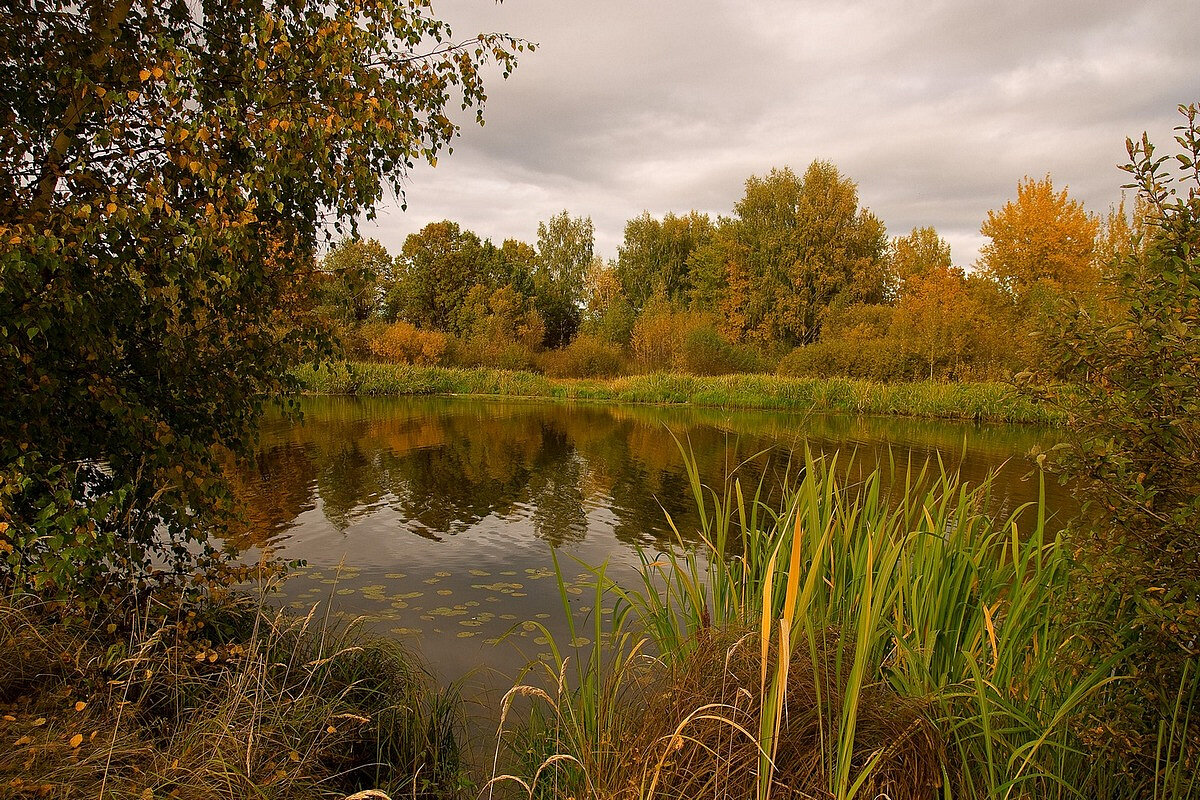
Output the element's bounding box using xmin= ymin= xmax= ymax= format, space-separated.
xmin=293 ymin=361 xmax=1059 ymax=425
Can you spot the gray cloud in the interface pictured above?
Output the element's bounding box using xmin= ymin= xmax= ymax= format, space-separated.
xmin=364 ymin=0 xmax=1199 ymax=267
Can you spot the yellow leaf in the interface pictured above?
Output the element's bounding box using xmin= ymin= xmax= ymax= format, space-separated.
xmin=32 ymin=718 xmax=46 ymax=727
xmin=152 ymin=66 xmax=164 ymax=79
xmin=256 ymin=59 xmax=267 ymax=70
xmin=15 ymin=735 xmax=31 ymax=746
xmin=74 ymin=701 xmax=87 ymax=712
xmin=288 ymin=751 xmax=300 ymax=762
xmin=138 ymin=69 xmax=151 ymax=81
xmin=325 ymin=725 xmax=336 ymax=734
xmin=69 ymin=733 xmax=83 ymax=748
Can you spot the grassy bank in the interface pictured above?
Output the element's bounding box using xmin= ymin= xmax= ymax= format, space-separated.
xmin=294 ymin=362 xmax=1057 ymax=424
xmin=0 ymin=593 xmax=464 ymax=800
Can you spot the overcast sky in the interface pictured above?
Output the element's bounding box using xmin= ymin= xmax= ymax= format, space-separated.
xmin=361 ymin=0 xmax=1198 ymax=267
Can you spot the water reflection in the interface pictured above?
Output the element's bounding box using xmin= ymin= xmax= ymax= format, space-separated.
xmin=229 ymin=396 xmax=1063 ymax=553
xmin=223 ymin=396 xmax=1067 ymax=682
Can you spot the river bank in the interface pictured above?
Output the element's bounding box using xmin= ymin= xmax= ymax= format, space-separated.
xmin=294 ymin=362 xmax=1057 ymax=425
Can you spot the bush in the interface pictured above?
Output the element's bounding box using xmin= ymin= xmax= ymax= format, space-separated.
xmin=679 ymin=325 xmax=765 ymax=375
xmin=777 ymin=339 xmax=917 ymax=381
xmin=360 ymin=321 xmax=450 ymax=365
xmin=1029 ymin=103 xmax=1200 ymax=787
xmin=445 ymin=334 xmax=539 ymax=372
xmin=538 ymin=335 xmax=626 ymax=378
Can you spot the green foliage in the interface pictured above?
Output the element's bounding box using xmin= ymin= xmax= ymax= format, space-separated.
xmin=616 ymin=210 xmax=715 ymax=310
xmin=389 ymin=221 xmax=496 ymax=333
xmin=777 ymin=339 xmax=913 ymax=381
xmin=317 ymin=237 xmax=393 ymax=325
xmin=293 ymin=362 xmax=1056 ymax=423
xmin=537 ymin=334 xmax=626 ymax=378
xmin=535 ymin=211 xmax=594 ymax=347
xmin=0 ymin=1 xmax=528 ymax=604
xmin=1029 ymin=102 xmax=1200 ymax=785
xmin=678 ymin=324 xmax=766 ymax=376
xmin=503 ymin=450 xmax=1121 ymax=799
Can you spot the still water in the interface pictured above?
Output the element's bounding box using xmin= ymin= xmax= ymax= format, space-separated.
xmin=228 ymin=396 xmax=1068 ymax=686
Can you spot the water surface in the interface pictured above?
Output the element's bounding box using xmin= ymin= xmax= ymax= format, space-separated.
xmin=228 ymin=396 xmax=1067 ymax=684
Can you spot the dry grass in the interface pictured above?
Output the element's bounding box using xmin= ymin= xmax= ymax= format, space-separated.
xmin=0 ymin=593 xmax=463 ymax=800
xmin=625 ymin=628 xmax=942 ymax=800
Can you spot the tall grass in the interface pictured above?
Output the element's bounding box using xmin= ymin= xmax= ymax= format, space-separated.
xmin=0 ymin=590 xmax=465 ymax=799
xmin=294 ymin=362 xmax=1057 ymax=424
xmin=496 ymin=446 xmax=1132 ymax=799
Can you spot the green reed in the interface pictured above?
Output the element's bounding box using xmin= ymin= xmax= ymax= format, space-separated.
xmin=499 ymin=444 xmax=1125 ymax=799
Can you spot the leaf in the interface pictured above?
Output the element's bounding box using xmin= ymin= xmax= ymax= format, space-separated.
xmin=69 ymin=733 xmax=83 ymax=748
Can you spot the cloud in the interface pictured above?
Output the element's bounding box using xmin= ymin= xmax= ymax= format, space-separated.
xmin=361 ymin=0 xmax=1199 ymax=267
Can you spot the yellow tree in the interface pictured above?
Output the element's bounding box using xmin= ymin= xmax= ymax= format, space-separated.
xmin=978 ymin=175 xmax=1100 ymax=303
xmin=889 ymin=226 xmax=952 ymax=297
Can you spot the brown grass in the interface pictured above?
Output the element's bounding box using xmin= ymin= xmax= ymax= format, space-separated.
xmin=621 ymin=628 xmax=943 ymax=800
xmin=0 ymin=594 xmax=461 ymax=800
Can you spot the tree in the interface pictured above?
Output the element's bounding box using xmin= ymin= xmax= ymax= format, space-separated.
xmin=716 ymin=163 xmax=888 ymax=346
xmin=0 ymin=0 xmax=528 ymax=603
xmin=388 ymin=221 xmax=496 ymax=334
xmin=317 ymin=237 xmax=393 ymax=325
xmin=534 ymin=211 xmax=593 ymax=347
xmin=889 ymin=226 xmax=952 ymax=297
xmin=978 ymin=175 xmax=1100 ymax=303
xmin=616 ymin=211 xmax=714 ymax=311
xmin=582 ymin=257 xmax=635 ymax=345
xmin=1028 ymin=103 xmax=1200 ymax=782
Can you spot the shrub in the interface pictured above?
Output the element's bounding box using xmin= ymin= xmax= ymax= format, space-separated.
xmin=679 ymin=324 xmax=765 ymax=375
xmin=446 ymin=335 xmax=538 ymax=372
xmin=360 ymin=321 xmax=450 ymax=365
xmin=538 ymin=335 xmax=626 ymax=378
xmin=776 ymin=339 xmax=916 ymax=381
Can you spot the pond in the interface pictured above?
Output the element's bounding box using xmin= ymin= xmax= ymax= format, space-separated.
xmin=227 ymin=396 xmax=1069 ymax=690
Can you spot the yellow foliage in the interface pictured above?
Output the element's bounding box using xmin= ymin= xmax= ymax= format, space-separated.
xmin=361 ymin=321 xmax=448 ymax=365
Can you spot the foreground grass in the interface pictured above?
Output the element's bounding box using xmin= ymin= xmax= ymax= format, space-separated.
xmin=294 ymin=362 xmax=1057 ymax=424
xmin=495 ymin=449 xmax=1198 ymax=800
xmin=0 ymin=592 xmax=464 ymax=800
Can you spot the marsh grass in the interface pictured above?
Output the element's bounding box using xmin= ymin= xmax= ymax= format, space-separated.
xmin=494 ymin=445 xmax=1127 ymax=799
xmin=0 ymin=589 xmax=465 ymax=799
xmin=293 ymin=362 xmax=1055 ymax=424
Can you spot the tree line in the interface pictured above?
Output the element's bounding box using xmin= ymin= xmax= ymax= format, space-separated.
xmin=315 ymin=161 xmax=1142 ymax=380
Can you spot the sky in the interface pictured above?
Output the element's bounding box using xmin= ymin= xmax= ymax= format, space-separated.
xmin=362 ymin=0 xmax=1199 ymax=267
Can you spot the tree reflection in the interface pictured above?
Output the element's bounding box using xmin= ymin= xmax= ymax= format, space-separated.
xmin=224 ymin=396 xmax=1064 ymax=551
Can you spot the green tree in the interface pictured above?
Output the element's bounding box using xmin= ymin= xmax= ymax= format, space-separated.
xmin=388 ymin=221 xmax=499 ymax=334
xmin=0 ymin=0 xmax=527 ymax=603
xmin=616 ymin=211 xmax=714 ymax=311
xmin=535 ymin=211 xmax=593 ymax=347
xmin=318 ymin=237 xmax=393 ymax=324
xmin=1029 ymin=103 xmax=1200 ymax=784
xmin=718 ymin=163 xmax=888 ymax=345
xmin=582 ymin=257 xmax=635 ymax=345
